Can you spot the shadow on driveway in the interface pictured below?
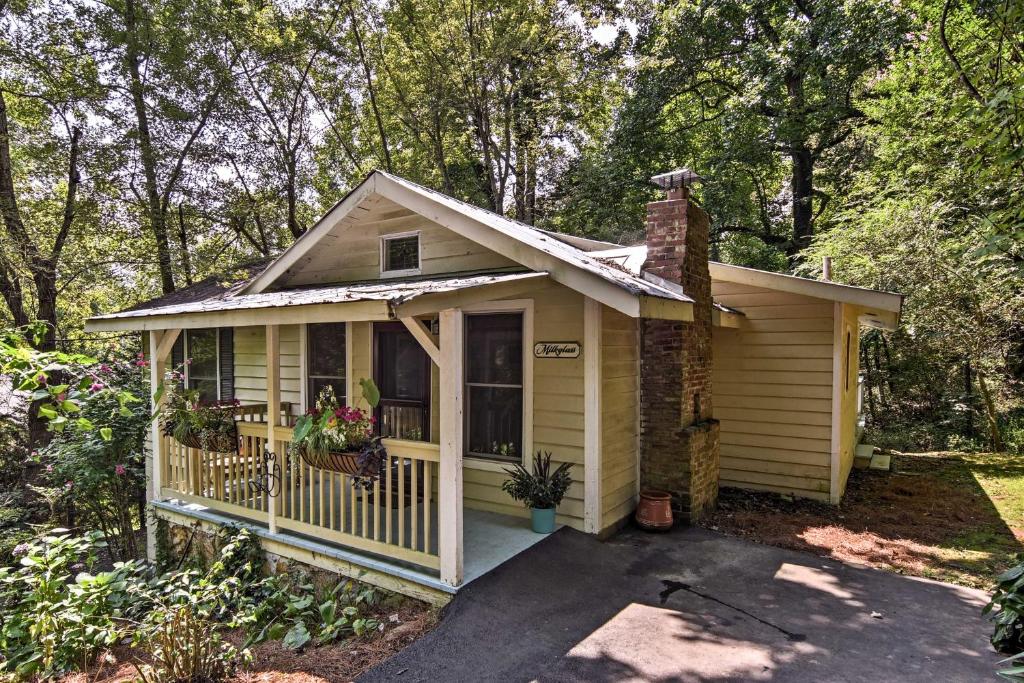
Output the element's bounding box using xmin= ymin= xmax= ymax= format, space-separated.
xmin=360 ymin=526 xmax=998 ymax=682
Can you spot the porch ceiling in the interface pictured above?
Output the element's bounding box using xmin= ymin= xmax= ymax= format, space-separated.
xmin=84 ymin=271 xmax=548 ymax=331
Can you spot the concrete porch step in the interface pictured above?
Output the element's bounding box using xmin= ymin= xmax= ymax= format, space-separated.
xmin=854 ymin=443 xmax=875 ymax=470
xmin=869 ymin=453 xmax=892 ymax=472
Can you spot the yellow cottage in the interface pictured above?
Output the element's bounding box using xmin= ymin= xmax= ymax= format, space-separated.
xmin=85 ymin=169 xmax=902 ymax=604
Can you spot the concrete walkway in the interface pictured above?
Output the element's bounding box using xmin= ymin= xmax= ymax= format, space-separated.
xmin=361 ymin=526 xmax=999 ymax=682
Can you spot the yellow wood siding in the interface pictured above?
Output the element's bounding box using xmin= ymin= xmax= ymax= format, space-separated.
xmin=836 ymin=303 xmax=861 ymax=498
xmin=599 ymin=306 xmax=638 ymax=531
xmin=711 ymin=281 xmax=835 ymax=500
xmin=282 ymin=200 xmax=517 ymax=286
xmin=233 ymin=325 xmax=301 ymax=413
xmin=455 ymin=282 xmax=586 ymax=530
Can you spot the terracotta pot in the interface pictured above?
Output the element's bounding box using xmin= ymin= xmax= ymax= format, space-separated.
xmin=636 ymin=489 xmax=673 ymax=531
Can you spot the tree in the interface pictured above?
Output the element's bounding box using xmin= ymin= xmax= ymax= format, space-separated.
xmin=560 ymin=0 xmax=908 ymax=259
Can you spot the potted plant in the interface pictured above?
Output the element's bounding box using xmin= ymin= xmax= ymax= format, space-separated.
xmin=290 ymin=380 xmax=385 ymax=489
xmin=501 ymin=451 xmax=573 ymax=534
xmin=160 ymin=370 xmax=239 ymax=453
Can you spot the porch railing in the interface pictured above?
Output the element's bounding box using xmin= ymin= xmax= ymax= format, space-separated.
xmin=159 ymin=408 xmax=440 ymax=571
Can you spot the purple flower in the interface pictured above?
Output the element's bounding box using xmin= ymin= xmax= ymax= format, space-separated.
xmin=115 ymin=464 xmax=127 ymax=477
xmin=99 ymin=363 xmax=112 ymax=374
xmin=12 ymin=543 xmax=30 ymax=558
xmin=36 ymin=374 xmax=46 ymax=385
xmin=89 ymin=382 xmax=104 ymax=393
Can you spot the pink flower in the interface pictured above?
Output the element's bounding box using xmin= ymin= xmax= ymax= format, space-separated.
xmin=89 ymin=382 xmax=104 ymax=393
xmin=56 ymin=392 xmax=67 ymax=402
xmin=45 ymin=464 xmax=53 ymax=473
xmin=136 ymin=359 xmax=149 ymax=368
xmin=115 ymin=464 xmax=127 ymax=476
xmin=64 ymin=481 xmax=73 ymax=490
xmin=184 ymin=358 xmax=192 ymax=366
xmin=99 ymin=364 xmax=112 ymax=374
xmin=137 ymin=352 xmax=145 ymax=359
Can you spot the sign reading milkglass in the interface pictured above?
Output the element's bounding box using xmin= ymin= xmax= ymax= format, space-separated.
xmin=533 ymin=341 xmax=581 ymax=359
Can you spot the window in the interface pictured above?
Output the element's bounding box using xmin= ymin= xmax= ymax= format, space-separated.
xmin=381 ymin=232 xmax=420 ymax=274
xmin=374 ymin=323 xmax=431 ymax=441
xmin=307 ymin=323 xmax=347 ymax=405
xmin=171 ymin=329 xmax=232 ymax=404
xmin=465 ymin=313 xmax=523 ymax=460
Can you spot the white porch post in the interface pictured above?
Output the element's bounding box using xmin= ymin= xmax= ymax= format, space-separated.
xmin=148 ymin=328 xmax=179 ymax=559
xmin=583 ymin=298 xmax=603 ymax=533
xmin=438 ymin=308 xmax=464 ymax=586
xmin=266 ymin=324 xmax=281 ymax=533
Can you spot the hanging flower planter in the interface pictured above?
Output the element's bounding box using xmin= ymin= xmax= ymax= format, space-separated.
xmin=298 ymin=439 xmax=387 ymax=481
xmin=291 ymin=380 xmax=385 ymax=488
xmin=158 ymin=370 xmax=241 ymax=454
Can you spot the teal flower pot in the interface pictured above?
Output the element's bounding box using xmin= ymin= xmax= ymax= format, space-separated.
xmin=531 ymin=507 xmax=556 ymax=534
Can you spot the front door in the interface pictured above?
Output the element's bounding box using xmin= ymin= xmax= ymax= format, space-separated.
xmin=373 ymin=322 xmax=431 ymax=442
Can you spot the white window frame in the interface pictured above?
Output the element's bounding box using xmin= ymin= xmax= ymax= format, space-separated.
xmin=301 ymin=322 xmax=351 ymax=412
xmin=460 ymin=299 xmax=534 ymax=472
xmin=380 ymin=230 xmax=421 ymax=278
xmin=183 ymin=329 xmax=220 ymax=402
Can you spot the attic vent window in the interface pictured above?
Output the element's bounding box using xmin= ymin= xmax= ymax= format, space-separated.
xmin=381 ymin=232 xmax=420 ymax=275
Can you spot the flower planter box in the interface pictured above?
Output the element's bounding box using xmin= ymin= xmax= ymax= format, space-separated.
xmin=172 ymin=429 xmax=238 ymax=454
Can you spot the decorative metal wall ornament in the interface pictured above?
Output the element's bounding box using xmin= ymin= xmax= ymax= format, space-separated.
xmin=247 ymin=447 xmax=282 ymax=498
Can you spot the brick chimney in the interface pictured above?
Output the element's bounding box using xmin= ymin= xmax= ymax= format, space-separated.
xmin=639 ymin=169 xmax=720 ymax=523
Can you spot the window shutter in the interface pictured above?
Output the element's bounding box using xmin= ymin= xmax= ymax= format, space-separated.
xmin=218 ymin=328 xmax=234 ymax=402
xmin=170 ymin=335 xmax=185 ymax=388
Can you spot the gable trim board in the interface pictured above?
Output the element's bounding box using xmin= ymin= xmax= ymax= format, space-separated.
xmin=242 ymin=171 xmax=693 ymax=322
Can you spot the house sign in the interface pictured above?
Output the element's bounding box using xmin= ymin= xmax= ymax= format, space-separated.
xmin=534 ymin=341 xmax=581 ymax=359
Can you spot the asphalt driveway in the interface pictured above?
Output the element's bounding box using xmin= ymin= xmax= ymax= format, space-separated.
xmin=361 ymin=526 xmax=1000 ymax=682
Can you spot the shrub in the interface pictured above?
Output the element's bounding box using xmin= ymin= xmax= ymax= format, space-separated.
xmin=42 ymin=355 xmax=149 ymax=561
xmin=986 ymin=561 xmax=1024 ymax=653
xmin=0 ymin=530 xmax=145 ymax=679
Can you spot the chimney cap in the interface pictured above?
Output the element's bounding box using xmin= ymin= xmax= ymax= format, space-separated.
xmin=651 ymin=168 xmax=703 ymax=190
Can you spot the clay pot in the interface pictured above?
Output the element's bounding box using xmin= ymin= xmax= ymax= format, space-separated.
xmin=636 ymin=490 xmax=673 ymax=531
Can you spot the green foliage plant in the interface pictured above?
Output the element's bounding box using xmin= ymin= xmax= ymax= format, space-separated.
xmin=986 ymin=561 xmax=1024 ymax=654
xmin=158 ymin=367 xmax=241 ymax=452
xmin=501 ymin=451 xmax=572 ymax=510
xmin=0 ymin=530 xmax=145 ymax=679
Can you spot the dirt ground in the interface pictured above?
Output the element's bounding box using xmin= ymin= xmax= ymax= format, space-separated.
xmin=62 ymin=599 xmax=436 ymax=683
xmin=703 ymin=451 xmax=1024 ymax=589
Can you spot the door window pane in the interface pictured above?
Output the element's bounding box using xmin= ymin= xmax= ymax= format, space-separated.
xmin=308 ymin=323 xmax=346 ymax=404
xmin=374 ymin=324 xmax=430 ymax=441
xmin=186 ymin=330 xmax=218 ymax=403
xmin=465 ymin=313 xmax=523 ymax=460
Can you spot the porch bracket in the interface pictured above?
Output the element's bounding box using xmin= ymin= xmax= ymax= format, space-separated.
xmin=399 ymin=316 xmax=441 ymax=366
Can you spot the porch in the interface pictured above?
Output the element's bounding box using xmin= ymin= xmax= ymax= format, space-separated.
xmin=155 ymin=412 xmax=548 ymax=592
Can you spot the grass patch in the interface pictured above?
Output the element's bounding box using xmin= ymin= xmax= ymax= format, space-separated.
xmin=705 ymin=451 xmax=1024 ymax=590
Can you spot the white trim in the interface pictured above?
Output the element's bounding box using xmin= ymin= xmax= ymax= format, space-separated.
xmin=380 ymin=230 xmax=422 ymax=278
xmin=438 ymin=308 xmax=464 ymax=586
xmin=709 ymin=261 xmax=903 ymax=328
xmin=345 ymin=321 xmax=353 ymax=409
xmin=266 ymin=325 xmax=281 ymax=532
xmin=583 ymin=297 xmax=602 ymax=534
xmin=829 ymin=302 xmax=843 ymax=504
xmin=298 ymin=324 xmax=307 ymax=412
xmin=459 ymin=298 xmax=534 ymax=470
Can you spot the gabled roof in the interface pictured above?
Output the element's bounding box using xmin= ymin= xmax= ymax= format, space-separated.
xmin=242 ymin=171 xmax=692 ymax=320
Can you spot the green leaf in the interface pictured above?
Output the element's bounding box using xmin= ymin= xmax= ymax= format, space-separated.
xmin=282 ymin=622 xmax=311 ymax=650
xmin=359 ymin=377 xmax=380 ymax=408
xmin=100 ymin=427 xmax=113 ymax=441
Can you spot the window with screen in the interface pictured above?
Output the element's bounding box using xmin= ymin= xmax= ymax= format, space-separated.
xmin=307 ymin=323 xmax=347 ymax=405
xmin=186 ymin=330 xmax=219 ymax=403
xmin=381 ymin=233 xmax=420 ymax=274
xmin=465 ymin=312 xmax=523 ymax=460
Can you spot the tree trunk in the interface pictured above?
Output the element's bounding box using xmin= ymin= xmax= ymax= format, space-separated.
xmin=789 ymin=145 xmax=814 ymax=257
xmin=123 ymin=0 xmax=176 ymax=294
xmin=177 ymin=204 xmax=193 ymax=287
xmin=976 ymin=369 xmax=1004 ymax=451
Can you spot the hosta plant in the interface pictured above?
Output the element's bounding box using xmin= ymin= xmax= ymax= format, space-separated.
xmin=986 ymin=561 xmax=1024 ymax=653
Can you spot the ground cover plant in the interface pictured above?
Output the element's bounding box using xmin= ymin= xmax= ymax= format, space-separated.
xmin=0 ymin=526 xmax=431 ymax=682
